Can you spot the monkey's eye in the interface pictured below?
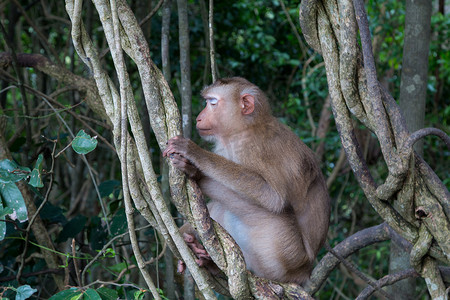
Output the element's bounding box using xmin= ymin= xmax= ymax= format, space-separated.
xmin=207 ymin=98 xmax=218 ymax=106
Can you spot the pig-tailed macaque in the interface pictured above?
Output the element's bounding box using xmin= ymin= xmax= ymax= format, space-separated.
xmin=163 ymin=77 xmax=330 ymax=284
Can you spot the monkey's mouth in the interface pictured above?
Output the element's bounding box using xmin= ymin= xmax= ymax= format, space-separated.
xmin=197 ymin=128 xmax=213 ymax=136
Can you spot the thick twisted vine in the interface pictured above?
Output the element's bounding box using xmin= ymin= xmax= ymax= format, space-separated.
xmin=65 ymin=0 xmax=316 ymax=298
xmin=65 ymin=0 xmax=217 ymax=298
xmin=299 ymin=0 xmax=449 ymax=297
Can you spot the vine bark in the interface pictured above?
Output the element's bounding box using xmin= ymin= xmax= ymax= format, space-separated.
xmin=299 ymin=0 xmax=449 ymax=297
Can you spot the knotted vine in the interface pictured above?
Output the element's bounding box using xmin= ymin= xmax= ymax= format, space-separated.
xmin=300 ymin=0 xmax=450 ymax=298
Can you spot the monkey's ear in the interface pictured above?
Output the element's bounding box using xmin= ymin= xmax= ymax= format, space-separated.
xmin=241 ymin=94 xmax=255 ymax=115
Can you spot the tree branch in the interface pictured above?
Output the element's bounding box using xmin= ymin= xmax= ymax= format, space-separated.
xmin=305 ymin=223 xmax=390 ymax=294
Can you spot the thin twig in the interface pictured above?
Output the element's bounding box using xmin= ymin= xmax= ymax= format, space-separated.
xmin=209 ymin=0 xmax=217 ymax=81
xmin=72 ymin=238 xmax=82 ymax=286
xmin=41 ymin=96 xmax=112 ymax=237
xmin=278 ymin=0 xmax=307 ymax=57
xmin=81 ymin=224 xmax=153 ymax=285
xmin=302 ymin=59 xmax=324 ymax=136
xmin=16 ymin=139 xmax=58 ymax=282
xmin=0 ymin=23 xmax=32 ymax=160
xmin=139 ymin=0 xmax=165 ymax=26
xmin=356 ymin=269 xmax=419 ymax=300
xmin=0 ymin=71 xmax=115 ymax=152
xmin=10 ymin=0 xmax=62 ymax=64
xmin=325 ymin=244 xmax=394 ymax=300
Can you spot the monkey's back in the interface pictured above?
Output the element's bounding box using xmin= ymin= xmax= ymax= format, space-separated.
xmin=220 ymin=117 xmax=331 ymax=283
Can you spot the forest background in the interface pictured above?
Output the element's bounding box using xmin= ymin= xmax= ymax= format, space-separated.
xmin=0 ymin=0 xmax=449 ymax=299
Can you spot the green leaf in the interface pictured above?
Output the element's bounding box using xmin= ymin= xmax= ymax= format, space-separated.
xmin=9 ymin=136 xmax=26 ymax=153
xmin=98 ymin=180 xmax=121 ymax=198
xmin=89 ymin=216 xmax=108 ymax=251
xmin=133 ymin=290 xmax=145 ymax=300
xmin=28 ymin=169 xmax=43 ymax=188
xmin=103 ymin=248 xmax=116 ymax=258
xmin=109 ymin=261 xmax=127 ymax=274
xmin=72 ymin=130 xmax=98 ymax=155
xmin=83 ymin=289 xmax=101 ymax=300
xmin=56 ymin=215 xmax=87 ymax=242
xmin=96 ymin=287 xmax=119 ymax=300
xmin=0 ymin=160 xmax=30 ymax=183
xmin=157 ymin=289 xmax=170 ymax=300
xmin=33 ymin=154 xmax=44 ymax=172
xmin=15 ymin=285 xmax=37 ymax=300
xmin=37 ymin=200 xmax=66 ymax=223
xmin=28 ymin=154 xmax=44 ymax=188
xmin=110 ymin=208 xmax=127 ymax=236
xmin=49 ymin=288 xmax=82 ymax=300
xmin=0 ymin=207 xmax=14 ymax=218
xmin=0 ymin=201 xmax=7 ymax=241
xmin=0 ymin=182 xmax=28 ymax=222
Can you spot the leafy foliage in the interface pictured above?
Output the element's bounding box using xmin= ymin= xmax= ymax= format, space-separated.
xmin=0 ymin=0 xmax=448 ymax=298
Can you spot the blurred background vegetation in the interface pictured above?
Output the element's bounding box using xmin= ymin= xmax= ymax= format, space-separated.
xmin=0 ymin=0 xmax=448 ymax=299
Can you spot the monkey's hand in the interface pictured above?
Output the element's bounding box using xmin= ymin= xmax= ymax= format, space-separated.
xmin=163 ymin=136 xmax=203 ymax=180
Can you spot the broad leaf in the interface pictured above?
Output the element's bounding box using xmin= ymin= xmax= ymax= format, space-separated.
xmin=72 ymin=130 xmax=98 ymax=154
xmin=56 ymin=215 xmax=87 ymax=242
xmin=49 ymin=288 xmax=82 ymax=300
xmin=0 ymin=182 xmax=28 ymax=222
xmin=83 ymin=289 xmax=101 ymax=300
xmin=15 ymin=285 xmax=38 ymax=300
xmin=29 ymin=169 xmax=43 ymax=188
xmin=0 ymin=159 xmax=30 ymax=183
xmin=96 ymin=287 xmax=119 ymax=300
xmin=0 ymin=200 xmax=7 ymax=241
xmin=29 ymin=154 xmax=44 ymax=188
xmin=98 ymin=180 xmax=121 ymax=198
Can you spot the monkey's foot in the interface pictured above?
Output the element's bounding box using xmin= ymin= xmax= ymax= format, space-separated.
xmin=178 ymin=233 xmax=220 ymax=275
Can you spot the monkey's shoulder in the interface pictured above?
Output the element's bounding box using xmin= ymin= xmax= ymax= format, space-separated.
xmin=242 ymin=121 xmax=318 ymax=174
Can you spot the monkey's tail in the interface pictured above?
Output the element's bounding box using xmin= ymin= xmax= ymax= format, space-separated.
xmin=301 ymin=233 xmax=316 ymax=263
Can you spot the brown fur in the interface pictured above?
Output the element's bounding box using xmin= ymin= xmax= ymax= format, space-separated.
xmin=164 ymin=77 xmax=330 ymax=284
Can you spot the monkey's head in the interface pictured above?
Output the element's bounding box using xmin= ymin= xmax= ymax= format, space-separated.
xmin=197 ymin=77 xmax=271 ymax=142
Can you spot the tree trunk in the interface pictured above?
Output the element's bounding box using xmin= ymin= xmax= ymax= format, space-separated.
xmin=398 ymin=0 xmax=431 ymax=156
xmin=177 ymin=0 xmax=192 ymax=138
xmin=389 ymin=0 xmax=432 ymax=297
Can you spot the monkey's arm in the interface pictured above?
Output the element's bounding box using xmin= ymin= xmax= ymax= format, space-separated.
xmin=164 ymin=136 xmax=287 ymax=212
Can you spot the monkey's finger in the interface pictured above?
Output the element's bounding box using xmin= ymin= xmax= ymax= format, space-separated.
xmin=190 ymin=244 xmax=208 ymax=255
xmin=163 ymin=142 xmax=185 ymax=156
xmin=177 ymin=260 xmax=186 ymax=273
xmin=162 ymin=145 xmax=177 ymax=157
xmin=195 ymin=258 xmax=207 ymax=267
xmin=162 ymin=147 xmax=171 ymax=157
xmin=171 ymin=153 xmax=189 ymax=162
xmin=171 ymin=156 xmax=188 ymax=169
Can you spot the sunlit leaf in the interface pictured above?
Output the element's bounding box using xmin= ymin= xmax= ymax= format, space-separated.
xmin=72 ymin=130 xmax=98 ymax=154
xmin=15 ymin=285 xmax=38 ymax=300
xmin=83 ymin=289 xmax=101 ymax=300
xmin=29 ymin=169 xmax=44 ymax=188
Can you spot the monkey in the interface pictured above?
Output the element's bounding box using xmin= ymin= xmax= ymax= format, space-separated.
xmin=163 ymin=77 xmax=330 ymax=284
